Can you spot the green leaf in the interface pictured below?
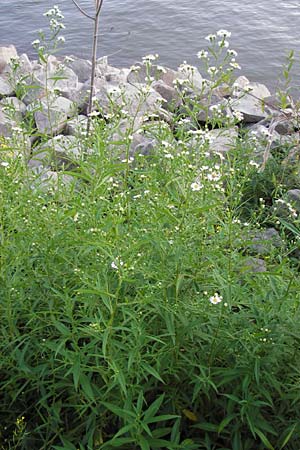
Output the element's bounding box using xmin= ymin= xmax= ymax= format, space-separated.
xmin=140 ymin=362 xmax=164 ymax=383
xmin=101 ymin=401 xmax=136 ymax=420
xmin=139 ymin=435 xmax=151 ymax=450
xmin=254 ymin=428 xmax=274 ymax=450
xmin=101 ymin=437 xmax=135 ymax=448
xmin=144 ymin=394 xmax=165 ymax=421
xmin=146 ymin=414 xmax=179 ymax=424
xmin=72 ymin=356 xmax=81 ymax=391
xmin=52 ymin=320 xmax=70 ymax=336
xmin=80 ymin=373 xmax=95 ymax=401
xmin=218 ymin=414 xmax=237 ymax=433
xmin=137 ymin=390 xmax=144 ymax=415
xmin=192 ymin=422 xmax=219 ymax=432
xmin=112 ymin=423 xmax=135 ymax=440
xmin=279 ymin=423 xmax=297 ymax=449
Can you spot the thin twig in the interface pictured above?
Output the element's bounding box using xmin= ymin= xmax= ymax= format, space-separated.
xmin=96 ymin=0 xmax=104 ymax=15
xmin=70 ymin=0 xmax=95 ymax=21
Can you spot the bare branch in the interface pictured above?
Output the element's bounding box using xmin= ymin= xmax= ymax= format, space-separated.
xmin=96 ymin=0 xmax=105 ymax=16
xmin=70 ymin=0 xmax=95 ymax=21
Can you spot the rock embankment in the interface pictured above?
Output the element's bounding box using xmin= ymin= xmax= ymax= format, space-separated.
xmin=1 ymin=43 xmax=300 ymax=260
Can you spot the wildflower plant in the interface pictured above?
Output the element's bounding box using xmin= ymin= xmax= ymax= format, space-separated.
xmin=1 ymin=13 xmax=300 ymax=450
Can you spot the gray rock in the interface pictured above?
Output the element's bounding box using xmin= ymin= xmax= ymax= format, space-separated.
xmin=33 ymin=95 xmax=76 ymax=135
xmin=245 ymin=228 xmax=283 ymax=255
xmin=34 ymin=108 xmax=67 ymax=135
xmin=0 ymin=45 xmax=18 ymax=73
xmin=65 ymin=115 xmax=88 ymax=137
xmin=286 ymin=189 xmax=300 ymax=212
xmin=23 ymin=62 xmax=79 ymax=104
xmin=49 ymin=96 xmax=77 ymax=117
xmin=0 ymin=75 xmax=14 ymax=97
xmin=3 ymin=53 xmax=33 ymax=85
xmin=208 ymin=127 xmax=238 ymax=155
xmin=274 ymin=118 xmax=294 ymax=135
xmin=108 ymin=116 xmax=158 ymax=159
xmin=152 ymin=80 xmax=180 ymax=110
xmin=241 ymin=257 xmax=267 ymax=273
xmin=231 ymin=78 xmax=271 ymax=123
xmin=63 ymin=82 xmax=90 ymax=113
xmin=30 ymin=168 xmax=76 ymax=196
xmin=95 ymin=57 xmax=129 ymax=84
xmin=64 ymin=56 xmax=92 ymax=83
xmin=231 ymin=95 xmax=269 ymax=123
xmin=29 ymin=135 xmax=82 ymax=169
xmin=94 ymin=82 xmax=163 ymax=118
xmin=0 ymin=107 xmax=16 ymax=137
xmin=1 ymin=96 xmax=26 ymax=116
xmin=127 ymin=63 xmax=178 ymax=87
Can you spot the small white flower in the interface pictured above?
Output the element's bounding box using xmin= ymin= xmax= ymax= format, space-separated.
xmin=142 ymin=54 xmax=159 ymax=63
xmin=130 ymin=64 xmax=141 ymax=72
xmin=111 ymin=259 xmax=124 ymax=270
xmin=227 ymin=49 xmax=238 ymax=57
xmin=207 ymin=66 xmax=218 ymax=77
xmin=191 ymin=181 xmax=203 ymax=191
xmin=218 ymin=40 xmax=229 ymax=48
xmin=205 ymin=34 xmax=217 ymax=42
xmin=31 ymin=39 xmax=40 ymax=48
xmin=157 ymin=65 xmax=167 ymax=73
xmin=209 ymin=293 xmax=223 ymax=304
xmin=249 ymin=160 xmax=260 ymax=169
xmin=88 ymin=111 xmax=100 ymax=117
xmin=217 ymin=29 xmax=231 ymax=38
xmin=230 ymin=61 xmax=241 ymax=70
xmin=232 ymin=110 xmax=244 ymax=121
xmin=197 ymin=50 xmax=208 ymax=59
xmin=1 ymin=161 xmax=9 ymax=167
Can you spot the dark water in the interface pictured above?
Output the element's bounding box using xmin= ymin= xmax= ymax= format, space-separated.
xmin=1 ymin=0 xmax=300 ymax=89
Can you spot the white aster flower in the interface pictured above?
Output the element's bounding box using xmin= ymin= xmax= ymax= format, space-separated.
xmin=205 ymin=34 xmax=217 ymax=42
xmin=209 ymin=293 xmax=223 ymax=304
xmin=197 ymin=50 xmax=208 ymax=59
xmin=217 ymin=29 xmax=231 ymax=38
xmin=191 ymin=181 xmax=203 ymax=191
xmin=31 ymin=39 xmax=40 ymax=48
xmin=227 ymin=49 xmax=238 ymax=57
xmin=218 ymin=40 xmax=229 ymax=48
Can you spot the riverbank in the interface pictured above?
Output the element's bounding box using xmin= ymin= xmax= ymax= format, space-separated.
xmin=1 ymin=41 xmax=300 ymax=449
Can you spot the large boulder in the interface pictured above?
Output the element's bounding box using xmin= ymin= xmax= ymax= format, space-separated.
xmin=0 ymin=75 xmax=14 ymax=97
xmin=33 ymin=96 xmax=77 ymax=135
xmin=231 ymin=76 xmax=271 ymax=123
xmin=94 ymin=82 xmax=163 ymax=118
xmin=244 ymin=228 xmax=283 ymax=256
xmin=0 ymin=45 xmax=18 ymax=73
xmin=0 ymin=106 xmax=16 ymax=137
xmin=152 ymin=80 xmax=180 ymax=110
xmin=23 ymin=60 xmax=79 ymax=104
xmin=65 ymin=115 xmax=88 ymax=137
xmin=29 ymin=135 xmax=82 ymax=169
xmin=64 ymin=56 xmax=92 ymax=83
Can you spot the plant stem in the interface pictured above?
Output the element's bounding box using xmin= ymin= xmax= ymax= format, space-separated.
xmin=87 ymin=0 xmax=104 ymax=135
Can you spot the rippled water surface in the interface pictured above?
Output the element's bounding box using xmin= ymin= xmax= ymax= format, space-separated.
xmin=1 ymin=0 xmax=300 ymax=87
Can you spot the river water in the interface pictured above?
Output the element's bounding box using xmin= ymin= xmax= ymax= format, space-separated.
xmin=1 ymin=0 xmax=300 ymax=89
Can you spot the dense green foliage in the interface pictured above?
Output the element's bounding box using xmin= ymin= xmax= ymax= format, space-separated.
xmin=1 ymin=115 xmax=300 ymax=449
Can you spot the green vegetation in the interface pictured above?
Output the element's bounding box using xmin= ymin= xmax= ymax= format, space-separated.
xmin=1 ymin=11 xmax=300 ymax=450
